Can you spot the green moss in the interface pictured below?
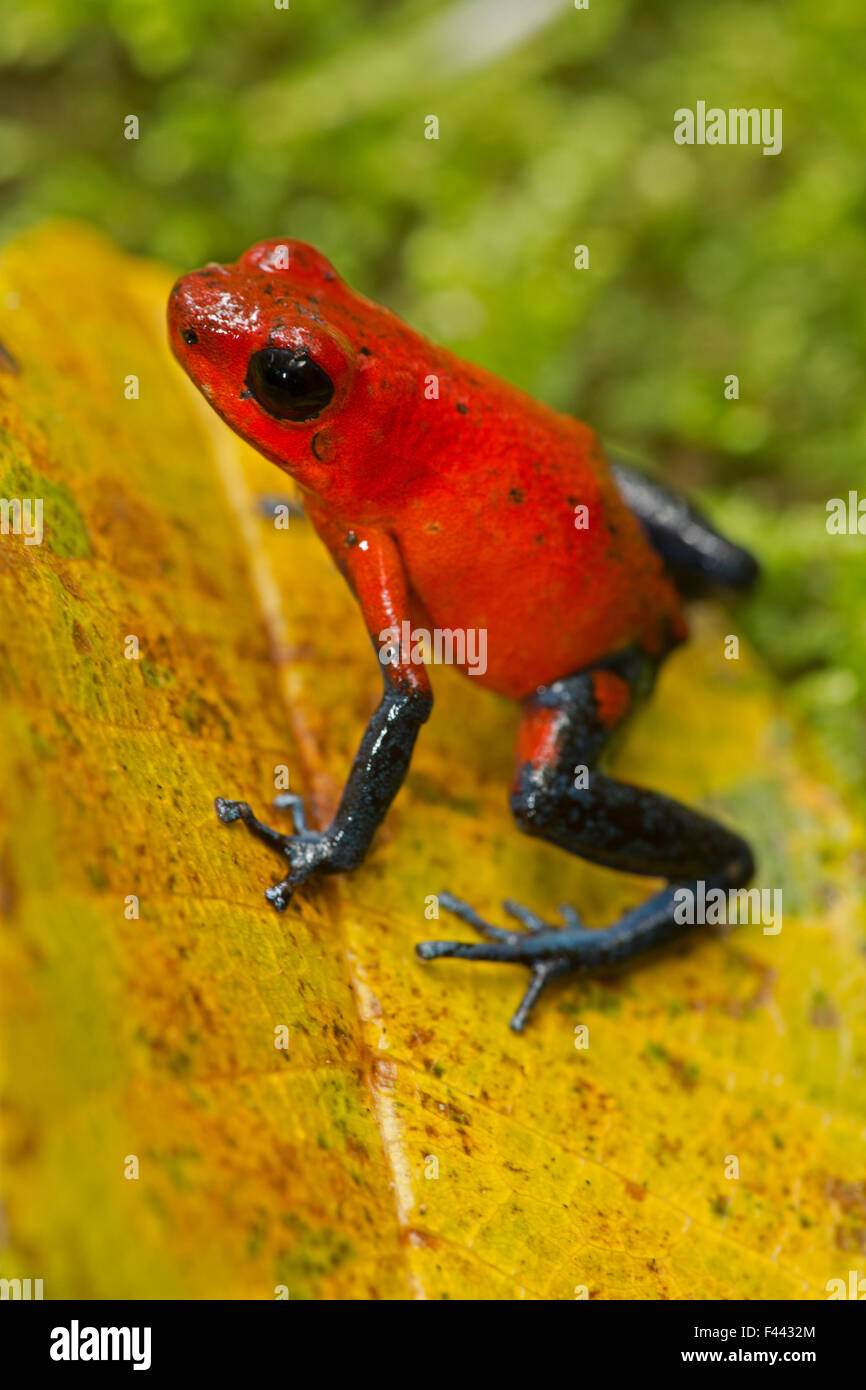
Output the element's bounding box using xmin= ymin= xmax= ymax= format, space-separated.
xmin=86 ymin=863 xmax=108 ymax=890
xmin=140 ymin=659 xmax=173 ymax=689
xmin=180 ymin=693 xmax=203 ymax=733
xmin=275 ymin=1217 xmax=355 ymax=1298
xmin=0 ymin=459 xmax=90 ymax=558
xmin=30 ymin=727 xmax=56 ymax=759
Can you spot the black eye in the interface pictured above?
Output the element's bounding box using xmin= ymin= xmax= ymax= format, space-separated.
xmin=245 ymin=348 xmax=334 ymax=422
xmin=182 ymin=328 xmax=198 ymax=345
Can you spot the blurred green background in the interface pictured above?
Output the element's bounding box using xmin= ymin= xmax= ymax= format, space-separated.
xmin=1 ymin=0 xmax=863 ymax=798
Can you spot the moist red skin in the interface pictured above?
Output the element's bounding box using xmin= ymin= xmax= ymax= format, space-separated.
xmin=168 ymin=239 xmax=687 ymax=703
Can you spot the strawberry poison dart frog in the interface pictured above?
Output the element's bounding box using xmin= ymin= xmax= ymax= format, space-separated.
xmin=168 ymin=240 xmax=758 ymax=1031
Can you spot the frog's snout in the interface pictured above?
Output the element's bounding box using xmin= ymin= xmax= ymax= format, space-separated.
xmin=168 ymin=271 xmax=219 ymax=363
xmin=168 ymin=274 xmax=198 ymax=348
xmin=168 ymin=265 xmax=260 ymax=365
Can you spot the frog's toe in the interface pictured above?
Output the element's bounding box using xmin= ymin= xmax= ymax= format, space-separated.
xmin=215 ymin=796 xmax=291 ymax=852
xmin=273 ymin=791 xmax=311 ymax=836
xmin=509 ymin=957 xmax=571 ymax=1032
xmin=415 ymin=926 xmax=571 ymax=1031
xmin=264 ymin=878 xmax=293 ymax=912
xmin=501 ymin=898 xmax=549 ymax=933
xmin=436 ymin=891 xmax=521 ymax=942
xmin=435 ymin=891 xmax=575 ymax=941
xmin=417 ymin=893 xmax=585 ymax=1029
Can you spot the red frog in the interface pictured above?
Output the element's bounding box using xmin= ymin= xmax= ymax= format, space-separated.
xmin=169 ymin=239 xmax=758 ymax=1030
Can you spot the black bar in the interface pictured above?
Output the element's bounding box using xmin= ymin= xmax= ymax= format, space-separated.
xmin=0 ymin=1297 xmax=859 ymax=1375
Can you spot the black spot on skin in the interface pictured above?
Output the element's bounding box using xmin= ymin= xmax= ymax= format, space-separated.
xmin=425 ymin=521 xmax=440 ymax=534
xmin=345 ymin=530 xmax=358 ymax=547
xmin=567 ymin=495 xmax=578 ymax=507
xmin=456 ymin=402 xmax=469 ymax=415
xmin=535 ymin=534 xmax=545 ymax=544
xmin=509 ymin=488 xmax=525 ymax=504
xmin=323 ymin=272 xmax=336 ymax=282
xmin=239 ymin=389 xmax=252 ymax=400
xmin=263 ymin=284 xmax=273 ymax=295
xmin=182 ymin=328 xmax=198 ymax=345
xmin=359 ymin=346 xmax=372 ymax=357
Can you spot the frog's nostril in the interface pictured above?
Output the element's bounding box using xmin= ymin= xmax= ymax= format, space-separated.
xmin=182 ymin=327 xmax=199 ymax=346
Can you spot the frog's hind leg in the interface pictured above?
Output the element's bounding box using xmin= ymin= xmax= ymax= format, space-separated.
xmin=611 ymin=458 xmax=759 ymax=594
xmin=416 ymin=647 xmax=755 ymax=1030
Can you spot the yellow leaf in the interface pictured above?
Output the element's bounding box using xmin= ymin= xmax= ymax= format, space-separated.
xmin=1 ymin=223 xmax=864 ymax=1300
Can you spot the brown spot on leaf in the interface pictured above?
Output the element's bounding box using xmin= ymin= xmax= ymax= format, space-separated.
xmin=71 ymin=620 xmax=92 ymax=655
xmin=0 ymin=338 xmax=20 ymax=374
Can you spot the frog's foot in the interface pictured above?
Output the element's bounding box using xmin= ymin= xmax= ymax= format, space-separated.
xmin=215 ymin=794 xmax=332 ymax=911
xmin=417 ymin=879 xmax=741 ymax=1030
xmin=416 ymin=893 xmax=581 ymax=1032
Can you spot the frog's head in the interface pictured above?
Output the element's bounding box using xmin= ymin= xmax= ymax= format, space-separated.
xmin=168 ymin=239 xmax=387 ymax=497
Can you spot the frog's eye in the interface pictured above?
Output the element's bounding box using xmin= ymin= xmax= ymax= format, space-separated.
xmin=245 ymin=348 xmax=334 ymax=423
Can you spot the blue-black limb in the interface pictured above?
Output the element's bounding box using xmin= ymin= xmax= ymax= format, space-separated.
xmin=416 ymin=648 xmax=755 ymax=1031
xmin=215 ymin=681 xmax=432 ymax=910
xmin=611 ymin=458 xmax=759 ymax=594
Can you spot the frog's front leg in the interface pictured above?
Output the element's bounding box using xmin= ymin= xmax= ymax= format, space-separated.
xmin=214 ymin=792 xmax=343 ymax=909
xmin=417 ymin=647 xmax=754 ymax=1030
xmin=216 ymin=528 xmax=431 ymax=909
